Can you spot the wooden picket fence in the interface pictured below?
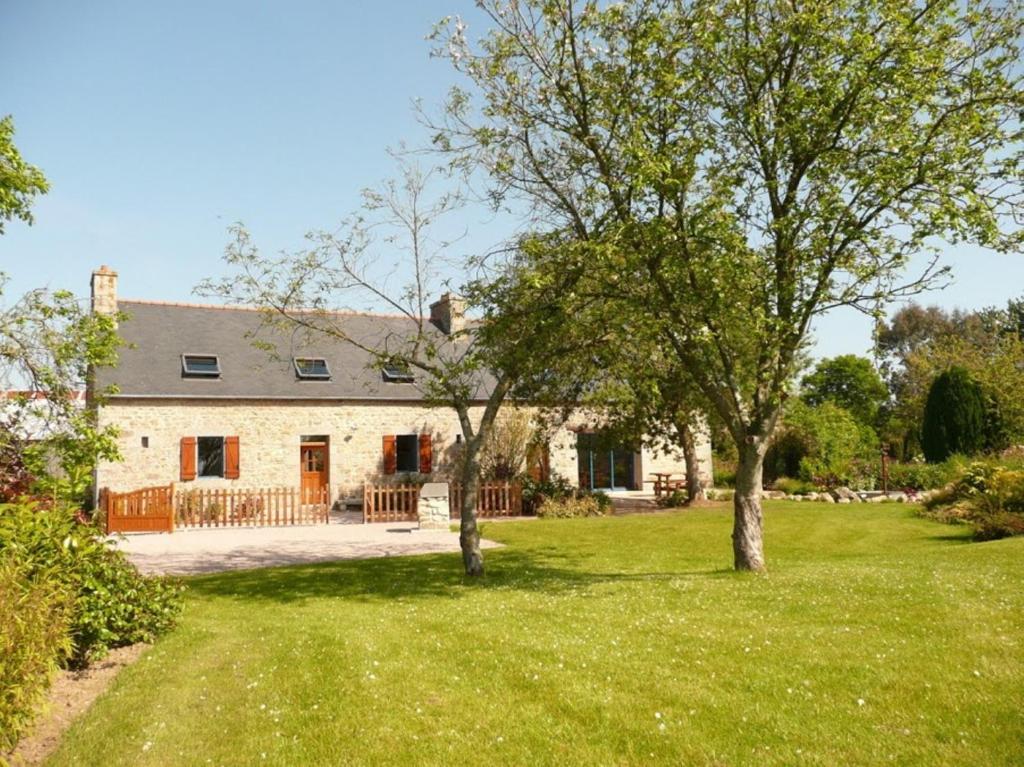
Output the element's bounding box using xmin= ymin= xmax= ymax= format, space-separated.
xmin=103 ymin=485 xmax=330 ymax=533
xmin=174 ymin=486 xmax=330 ymax=529
xmin=362 ymin=480 xmax=522 ymax=523
xmin=363 ymin=482 xmax=420 ymax=523
xmin=449 ymin=481 xmax=523 ymax=519
xmin=104 ymin=484 xmax=174 ymax=534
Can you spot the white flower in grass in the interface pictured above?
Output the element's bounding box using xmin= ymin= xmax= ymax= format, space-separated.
xmin=857 ymin=698 xmax=866 ymax=706
xmin=142 ymin=741 xmax=153 ymax=752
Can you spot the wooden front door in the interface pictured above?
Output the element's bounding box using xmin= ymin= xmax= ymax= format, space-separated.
xmin=300 ymin=443 xmax=328 ymax=504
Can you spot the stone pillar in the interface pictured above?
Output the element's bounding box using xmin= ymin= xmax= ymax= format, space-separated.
xmin=417 ymin=482 xmax=451 ymax=530
xmin=90 ymin=265 xmax=118 ymax=323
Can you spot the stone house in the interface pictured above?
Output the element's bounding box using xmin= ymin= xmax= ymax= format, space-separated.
xmin=89 ymin=266 xmax=711 ymax=503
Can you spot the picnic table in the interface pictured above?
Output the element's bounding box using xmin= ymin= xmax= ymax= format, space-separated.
xmin=650 ymin=473 xmax=687 ymax=498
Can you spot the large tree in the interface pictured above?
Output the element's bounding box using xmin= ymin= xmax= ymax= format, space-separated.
xmin=431 ymin=0 xmax=1023 ymax=570
xmin=801 ymin=355 xmax=888 ymax=428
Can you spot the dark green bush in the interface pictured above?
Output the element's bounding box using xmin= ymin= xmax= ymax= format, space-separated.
xmin=921 ymin=367 xmax=989 ymax=462
xmin=0 ymin=556 xmax=72 ymax=752
xmin=0 ymin=502 xmax=183 ymax=668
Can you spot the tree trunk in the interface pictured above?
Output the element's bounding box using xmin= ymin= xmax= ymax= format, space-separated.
xmin=679 ymin=423 xmax=706 ymax=503
xmin=458 ymin=453 xmax=485 ymax=577
xmin=732 ymin=440 xmax=767 ymax=572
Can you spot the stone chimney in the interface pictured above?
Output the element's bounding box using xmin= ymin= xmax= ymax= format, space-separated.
xmin=429 ymin=292 xmax=466 ymax=335
xmin=90 ymin=265 xmax=118 ymax=320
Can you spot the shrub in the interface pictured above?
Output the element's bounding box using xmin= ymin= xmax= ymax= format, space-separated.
xmin=536 ymin=495 xmax=606 ymax=518
xmin=0 ymin=502 xmax=183 ymax=668
xmin=521 ymin=473 xmax=575 ymax=515
xmin=658 ymin=489 xmax=688 ymax=508
xmin=921 ymin=367 xmax=988 ymax=462
xmin=887 ymin=459 xmax=964 ymax=491
xmin=0 ymin=556 xmax=72 ymax=752
xmin=713 ymin=468 xmax=736 ymax=488
xmin=766 ymin=401 xmax=879 ymax=489
xmin=918 ymin=463 xmax=1024 ymax=540
xmin=772 ymin=476 xmax=817 ymax=495
xmin=974 ymin=511 xmax=1024 ymax=540
xmin=579 ymin=489 xmax=612 ymax=514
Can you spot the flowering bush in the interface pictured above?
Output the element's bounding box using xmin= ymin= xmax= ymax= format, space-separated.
xmin=921 ymin=463 xmax=1024 ymax=540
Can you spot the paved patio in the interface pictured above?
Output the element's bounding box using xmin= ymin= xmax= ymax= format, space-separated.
xmin=112 ymin=522 xmax=502 ymax=576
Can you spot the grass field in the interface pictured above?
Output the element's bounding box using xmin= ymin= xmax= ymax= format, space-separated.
xmin=48 ymin=502 xmax=1023 ymax=766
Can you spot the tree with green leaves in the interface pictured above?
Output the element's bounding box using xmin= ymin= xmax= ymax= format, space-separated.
xmin=0 ymin=118 xmax=121 ymax=506
xmin=0 ymin=115 xmax=49 ymax=234
xmin=202 ymin=162 xmax=590 ymax=576
xmin=801 ymin=355 xmax=888 ymax=429
xmin=431 ymin=0 xmax=1023 ymax=570
xmin=921 ymin=367 xmax=989 ymax=462
xmin=877 ymin=298 xmax=1024 ymax=457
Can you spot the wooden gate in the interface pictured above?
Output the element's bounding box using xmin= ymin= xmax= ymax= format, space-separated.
xmin=104 ymin=484 xmax=174 ymax=534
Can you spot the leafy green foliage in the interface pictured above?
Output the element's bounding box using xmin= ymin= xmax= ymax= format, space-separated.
xmin=0 ymin=555 xmax=72 ymax=752
xmin=0 ymin=115 xmax=49 ymax=235
xmin=921 ymin=367 xmax=990 ymax=462
xmin=801 ymin=355 xmax=888 ymax=428
xmin=0 ymin=278 xmax=123 ymax=508
xmin=876 ymin=297 xmax=1024 ymax=458
xmin=772 ymin=476 xmax=818 ymax=496
xmin=886 ymin=460 xmax=963 ymax=492
xmin=766 ymin=401 xmax=879 ymax=489
xmin=921 ymin=462 xmax=1024 ymax=540
xmin=0 ymin=502 xmax=183 ymax=668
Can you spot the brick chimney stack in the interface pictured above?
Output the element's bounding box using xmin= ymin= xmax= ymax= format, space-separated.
xmin=90 ymin=265 xmax=118 ymax=322
xmin=429 ymin=292 xmax=466 ymax=336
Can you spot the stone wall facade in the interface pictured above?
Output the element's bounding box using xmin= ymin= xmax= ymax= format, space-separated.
xmin=95 ymin=398 xmax=712 ymax=498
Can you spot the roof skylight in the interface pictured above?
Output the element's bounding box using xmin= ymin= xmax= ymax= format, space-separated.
xmin=181 ymin=354 xmax=221 ymax=378
xmin=294 ymin=357 xmax=331 ymax=380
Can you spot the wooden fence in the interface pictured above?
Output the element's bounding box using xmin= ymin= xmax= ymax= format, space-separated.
xmin=449 ymin=481 xmax=523 ymax=519
xmin=103 ymin=485 xmax=330 ymax=533
xmin=104 ymin=484 xmax=174 ymax=534
xmin=362 ymin=481 xmax=522 ymax=523
xmin=174 ymin=486 xmax=330 ymax=529
xmin=363 ymin=482 xmax=420 ymax=523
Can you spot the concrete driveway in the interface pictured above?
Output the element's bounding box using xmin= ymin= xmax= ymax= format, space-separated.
xmin=112 ymin=522 xmax=501 ymax=576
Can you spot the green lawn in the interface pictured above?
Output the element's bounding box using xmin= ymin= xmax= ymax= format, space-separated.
xmin=49 ymin=503 xmax=1023 ymax=766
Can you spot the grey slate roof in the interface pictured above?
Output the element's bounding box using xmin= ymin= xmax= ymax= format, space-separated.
xmin=98 ymin=301 xmax=489 ymax=401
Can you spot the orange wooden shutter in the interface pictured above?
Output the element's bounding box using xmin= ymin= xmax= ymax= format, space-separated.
xmin=180 ymin=437 xmax=196 ymax=481
xmin=418 ymin=433 xmax=432 ymax=474
xmin=224 ymin=436 xmax=240 ymax=479
xmin=382 ymin=435 xmax=397 ymax=474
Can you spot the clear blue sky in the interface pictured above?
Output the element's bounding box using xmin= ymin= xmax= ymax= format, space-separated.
xmin=2 ymin=0 xmax=1022 ymax=360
